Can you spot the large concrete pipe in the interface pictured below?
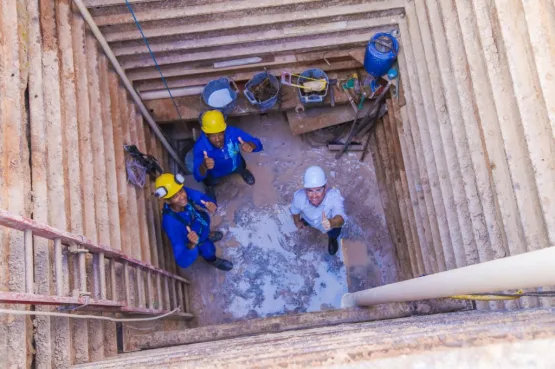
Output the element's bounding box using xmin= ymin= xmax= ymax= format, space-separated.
xmin=342 ymin=246 xmax=555 ymax=307
xmin=72 ymin=0 xmax=187 ymax=173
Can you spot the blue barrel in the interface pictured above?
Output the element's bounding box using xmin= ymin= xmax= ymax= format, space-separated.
xmin=364 ymin=33 xmax=399 ymax=77
xmin=244 ymin=72 xmax=280 ymax=112
xmin=202 ymin=77 xmax=238 ymax=116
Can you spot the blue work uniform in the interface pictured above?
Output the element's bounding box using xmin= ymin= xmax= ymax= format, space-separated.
xmin=161 ymin=187 xmax=216 ymax=269
xmin=192 ymin=126 xmax=263 ymax=183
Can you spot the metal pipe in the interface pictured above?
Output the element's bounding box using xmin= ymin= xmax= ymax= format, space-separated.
xmin=24 ymin=229 xmax=34 ymax=293
xmin=54 ymin=238 xmax=63 ymax=296
xmin=71 ymin=0 xmax=187 ymax=173
xmin=342 ymin=246 xmax=555 ymax=307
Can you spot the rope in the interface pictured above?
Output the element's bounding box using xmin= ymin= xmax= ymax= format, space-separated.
xmin=0 ymin=307 xmax=181 ymax=322
xmin=123 ymin=0 xmax=185 ymax=124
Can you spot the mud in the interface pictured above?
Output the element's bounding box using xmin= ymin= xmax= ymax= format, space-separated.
xmin=180 ymin=113 xmax=397 ymax=327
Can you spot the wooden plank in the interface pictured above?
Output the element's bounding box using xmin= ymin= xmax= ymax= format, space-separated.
xmin=136 ymin=114 xmax=160 ymax=267
xmin=103 ymin=1 xmax=403 ymax=42
xmin=119 ymin=89 xmax=144 ymax=260
xmin=99 ymin=55 xmax=123 ymax=252
xmin=26 ymin=0 xmax=55 ymax=365
xmin=108 ymin=71 xmax=132 ymax=257
xmin=38 ymin=0 xmax=72 ymax=365
xmin=147 ymin=127 xmax=166 ymax=269
xmin=129 ymin=106 xmax=152 ymax=264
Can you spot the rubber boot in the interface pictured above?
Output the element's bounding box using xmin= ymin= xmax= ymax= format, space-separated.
xmin=209 ymin=258 xmax=233 ymax=271
xmin=240 ymin=169 xmax=255 ymax=185
xmin=328 ymin=237 xmax=339 ymax=256
xmin=208 ymin=231 xmax=223 ymax=242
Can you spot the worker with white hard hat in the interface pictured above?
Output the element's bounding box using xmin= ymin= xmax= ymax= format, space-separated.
xmin=290 ymin=166 xmax=347 ymax=255
xmin=154 ymin=173 xmax=233 ymax=271
xmin=192 ymin=110 xmax=263 ymax=200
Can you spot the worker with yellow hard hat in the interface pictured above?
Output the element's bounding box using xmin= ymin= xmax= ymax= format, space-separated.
xmin=193 ymin=110 xmax=263 ymax=199
xmin=154 ymin=172 xmax=233 ymax=271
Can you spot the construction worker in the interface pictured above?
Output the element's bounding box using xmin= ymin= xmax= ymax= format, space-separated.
xmin=290 ymin=166 xmax=346 ymax=256
xmin=154 ymin=173 xmax=233 ymax=271
xmin=193 ymin=110 xmax=263 ymax=199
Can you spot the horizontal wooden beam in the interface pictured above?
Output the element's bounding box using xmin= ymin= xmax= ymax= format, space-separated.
xmin=102 ymin=1 xmax=404 ymax=42
xmin=127 ymin=49 xmax=354 ymax=81
xmin=113 ymin=18 xmax=399 ymax=57
xmin=0 ymin=292 xmax=124 ymax=307
xmin=94 ymin=0 xmax=320 ymax=26
xmin=84 ymin=0 xmax=160 ymax=7
xmin=135 ymin=60 xmax=361 ymax=92
xmin=120 ymin=30 xmax=378 ymax=69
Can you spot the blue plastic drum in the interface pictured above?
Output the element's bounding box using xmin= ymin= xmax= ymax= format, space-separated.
xmin=364 ymin=33 xmax=399 ymax=77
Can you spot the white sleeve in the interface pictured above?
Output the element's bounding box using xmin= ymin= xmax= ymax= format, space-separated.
xmin=290 ymin=191 xmax=303 ymax=215
xmin=329 ymin=190 xmax=347 ymax=222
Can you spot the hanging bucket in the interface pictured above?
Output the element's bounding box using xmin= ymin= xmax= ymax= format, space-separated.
xmin=297 ymin=68 xmax=329 ymax=105
xmin=364 ymin=32 xmax=399 ymax=77
xmin=244 ymin=72 xmax=280 ymax=112
xmin=201 ymin=77 xmax=239 ymax=116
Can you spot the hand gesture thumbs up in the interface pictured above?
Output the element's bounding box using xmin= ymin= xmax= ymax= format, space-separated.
xmin=238 ymin=136 xmax=253 ymax=153
xmin=321 ymin=211 xmax=331 ymax=231
xmin=203 ymin=150 xmax=215 ymax=170
xmin=186 ymin=226 xmax=199 ymax=247
xmin=201 ymin=199 xmax=217 ymax=212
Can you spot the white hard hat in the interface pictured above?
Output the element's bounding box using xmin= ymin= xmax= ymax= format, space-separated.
xmin=303 ymin=166 xmax=327 ymax=188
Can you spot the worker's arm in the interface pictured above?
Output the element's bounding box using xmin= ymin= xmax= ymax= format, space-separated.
xmin=231 ymin=127 xmax=263 ymax=152
xmin=292 ymin=213 xmax=305 ymax=230
xmin=329 ymin=190 xmax=347 ymax=228
xmin=193 ymin=144 xmax=209 ymax=181
xmin=162 ymin=217 xmax=194 ymax=261
xmin=186 ymin=187 xmax=217 ymax=208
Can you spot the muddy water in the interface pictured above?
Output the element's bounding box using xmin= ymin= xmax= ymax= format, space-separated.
xmin=180 ymin=113 xmax=397 ymax=326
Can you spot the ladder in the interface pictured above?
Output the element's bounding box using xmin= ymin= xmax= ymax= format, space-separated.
xmin=0 ymin=209 xmax=192 ymax=319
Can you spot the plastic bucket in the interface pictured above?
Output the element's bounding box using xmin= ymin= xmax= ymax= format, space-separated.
xmin=364 ymin=32 xmax=399 ymax=77
xmin=244 ymin=72 xmax=280 ymax=112
xmin=297 ymin=68 xmax=329 ymax=105
xmin=202 ymin=77 xmax=239 ymax=116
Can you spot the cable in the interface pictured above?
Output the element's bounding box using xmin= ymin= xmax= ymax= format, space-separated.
xmin=123 ymin=0 xmax=185 ymax=125
xmin=0 ymin=307 xmax=181 ymax=322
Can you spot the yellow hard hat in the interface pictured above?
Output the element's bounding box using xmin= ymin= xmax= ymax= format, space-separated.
xmin=154 ymin=173 xmax=185 ymax=199
xmin=201 ymin=110 xmax=227 ymax=134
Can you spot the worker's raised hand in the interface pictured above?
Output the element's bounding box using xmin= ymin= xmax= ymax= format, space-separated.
xmin=186 ymin=226 xmax=199 ymax=248
xmin=321 ymin=211 xmax=331 ymax=231
xmin=203 ymin=151 xmax=215 ymax=170
xmin=200 ymin=199 xmax=217 ymax=212
xmin=238 ymin=137 xmax=254 ymax=153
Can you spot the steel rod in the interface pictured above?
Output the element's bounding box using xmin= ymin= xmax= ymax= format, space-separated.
xmin=156 ymin=273 xmax=162 ymax=310
xmin=164 ymin=276 xmax=171 ymax=310
xmin=99 ymin=252 xmax=106 ymax=300
xmin=176 ymin=281 xmax=183 ymax=312
xmin=342 ymin=246 xmax=555 ymax=307
xmin=24 ymin=229 xmax=34 ymax=293
xmin=124 ymin=262 xmax=131 ymax=306
xmin=54 ymin=238 xmax=63 ymax=296
xmin=110 ymin=258 xmax=117 ymax=301
xmin=71 ymin=0 xmax=187 ymax=173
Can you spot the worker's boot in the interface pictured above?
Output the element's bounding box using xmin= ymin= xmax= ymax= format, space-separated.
xmin=209 ymin=258 xmax=233 ymax=271
xmin=328 ymin=237 xmax=339 ymax=256
xmin=208 ymin=231 xmax=223 ymax=242
xmin=240 ymin=169 xmax=255 ymax=185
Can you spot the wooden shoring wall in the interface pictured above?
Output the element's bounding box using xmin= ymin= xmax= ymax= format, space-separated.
xmin=0 ymin=1 xmax=174 ymax=366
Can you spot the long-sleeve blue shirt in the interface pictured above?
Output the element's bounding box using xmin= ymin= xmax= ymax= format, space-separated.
xmin=161 ymin=187 xmax=215 ymax=268
xmin=193 ymin=126 xmax=263 ymax=182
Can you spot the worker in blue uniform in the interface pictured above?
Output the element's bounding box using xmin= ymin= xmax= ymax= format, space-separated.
xmin=193 ymin=110 xmax=263 ymax=199
xmin=154 ymin=173 xmax=233 ymax=271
